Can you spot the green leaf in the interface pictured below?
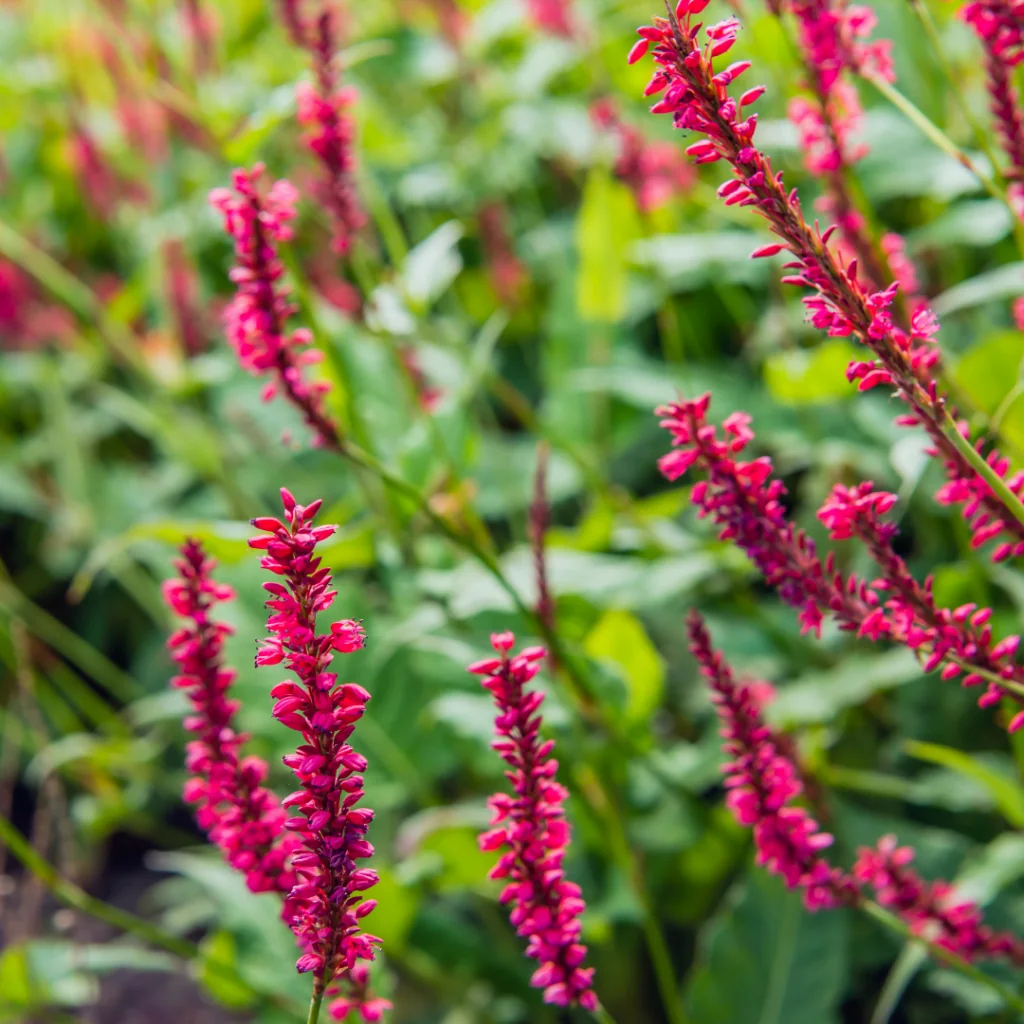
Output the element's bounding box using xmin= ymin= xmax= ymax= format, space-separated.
xmin=584 ymin=609 xmax=665 ymax=724
xmin=904 ymin=740 xmax=1024 ymax=827
xmin=402 ymin=220 xmax=464 ymax=308
xmin=766 ymin=649 xmax=922 ymax=727
xmin=0 ymin=946 xmax=33 ymax=1009
xmin=221 ymin=84 xmax=297 ymax=165
xmin=575 ymin=167 xmax=640 ymax=323
xmin=684 ymin=869 xmax=848 ymax=1024
xmin=198 ymin=930 xmax=256 ymax=1009
xmin=631 ymin=231 xmax=771 ymax=289
xmin=911 ymin=200 xmax=1012 ymax=249
xmin=366 ymin=866 xmax=420 ymax=953
xmin=764 ymin=340 xmax=859 ymax=405
xmin=419 ymin=826 xmax=496 ymax=893
xmin=932 ymin=262 xmax=1024 ymax=316
xmin=952 ymin=331 xmax=1024 ymax=413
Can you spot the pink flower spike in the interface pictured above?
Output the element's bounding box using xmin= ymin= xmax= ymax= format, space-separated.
xmin=165 ymin=540 xmax=299 ymax=897
xmin=631 ymin=3 xmax=1024 ymax=561
xmin=688 ymin=612 xmax=858 ymax=909
xmin=294 ymin=9 xmax=367 ymax=255
xmin=251 ymin=494 xmax=381 ymax=989
xmin=854 ymin=835 xmax=1024 ymax=965
xmin=210 ymin=165 xmax=340 ymax=449
xmin=473 ymin=633 xmax=599 ymax=1011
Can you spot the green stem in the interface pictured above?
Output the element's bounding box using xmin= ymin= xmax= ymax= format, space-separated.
xmin=942 ymin=409 xmax=1024 ymax=532
xmin=340 ymin=441 xmax=607 ymax=718
xmin=905 ymin=0 xmax=1007 ymax=178
xmin=306 ymin=987 xmax=325 ymax=1024
xmin=590 ymin=1004 xmax=621 ymax=1024
xmin=865 ymin=74 xmax=1024 ymax=256
xmin=575 ymin=766 xmax=687 ymax=1024
xmin=862 ymin=900 xmax=1024 ymax=1016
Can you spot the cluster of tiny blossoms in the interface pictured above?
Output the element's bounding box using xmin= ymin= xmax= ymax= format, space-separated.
xmin=658 ymin=395 xmax=1024 ymax=729
xmin=210 ymin=165 xmax=339 ymax=448
xmin=249 ymin=489 xmax=385 ymax=1014
xmin=469 ymin=634 xmax=598 ymax=1011
xmin=957 ymin=0 xmax=1024 ymax=218
xmin=631 ymin=1 xmax=1024 ymax=562
xmin=687 ymin=612 xmax=855 ymax=909
xmin=855 ymin=835 xmax=1024 ymax=962
xmin=778 ymin=0 xmax=912 ymax=292
xmin=591 ymin=97 xmax=695 ymax=212
xmin=690 ymin=616 xmax=1024 ymax=962
xmin=293 ymin=6 xmax=367 ymax=255
xmin=164 ymin=540 xmax=298 ymax=895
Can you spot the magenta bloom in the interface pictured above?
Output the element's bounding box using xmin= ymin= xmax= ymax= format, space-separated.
xmin=819 ymin=481 xmax=1024 ymax=726
xmin=659 ymin=397 xmax=1024 ymax=727
xmin=633 ymin=2 xmax=1024 ymax=561
xmin=688 ymin=612 xmax=858 ymax=909
xmin=296 ymin=9 xmax=367 ymax=255
xmin=209 ymin=164 xmax=338 ymax=448
xmin=958 ymin=1 xmax=1024 ymax=219
xmin=164 ymin=540 xmax=298 ymax=895
xmin=959 ymin=1 xmax=1024 ymax=66
xmin=249 ymin=489 xmax=381 ymax=1003
xmin=591 ymin=97 xmax=695 ymax=212
xmin=855 ymin=835 xmax=1024 ymax=963
xmin=526 ymin=0 xmax=575 ymax=36
xmin=469 ymin=633 xmax=598 ymax=1011
xmin=657 ymin=393 xmax=884 ymax=639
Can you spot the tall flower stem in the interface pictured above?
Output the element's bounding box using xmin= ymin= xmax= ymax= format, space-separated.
xmin=904 ymin=0 xmax=1008 ymax=175
xmin=574 ymin=764 xmax=688 ymax=1024
xmin=942 ymin=408 xmax=1024 ymax=532
xmin=306 ymin=988 xmax=325 ymax=1024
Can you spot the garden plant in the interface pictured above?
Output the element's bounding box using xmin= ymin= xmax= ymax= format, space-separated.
xmin=6 ymin=0 xmax=1024 ymax=1021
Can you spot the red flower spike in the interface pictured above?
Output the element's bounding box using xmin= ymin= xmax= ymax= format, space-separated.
xmin=250 ymin=494 xmax=379 ymax=994
xmin=633 ymin=2 xmax=1024 ymax=561
xmin=294 ymin=8 xmax=367 ymax=255
xmin=855 ymin=835 xmax=1024 ymax=964
xmin=209 ymin=165 xmax=340 ymax=449
xmin=470 ymin=633 xmax=599 ymax=1012
xmin=687 ymin=613 xmax=859 ymax=909
xmin=658 ymin=399 xmax=1024 ymax=729
xmin=165 ymin=540 xmax=300 ymax=896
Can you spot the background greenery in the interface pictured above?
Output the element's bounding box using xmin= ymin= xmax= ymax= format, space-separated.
xmin=3 ymin=0 xmax=1024 ymax=1021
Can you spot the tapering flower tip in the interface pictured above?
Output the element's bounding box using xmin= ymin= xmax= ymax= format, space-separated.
xmin=294 ymin=11 xmax=367 ymax=258
xmin=211 ymin=167 xmax=338 ymax=446
xmin=854 ymin=834 xmax=1024 ymax=963
xmin=637 ymin=0 xmax=1024 ymax=565
xmin=165 ymin=539 xmax=298 ymax=895
xmin=251 ymin=490 xmax=380 ymax=983
xmin=687 ymin=611 xmax=857 ymax=910
xmin=473 ymin=633 xmax=599 ymax=1011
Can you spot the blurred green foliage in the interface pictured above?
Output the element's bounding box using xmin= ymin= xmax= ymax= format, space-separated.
xmin=2 ymin=0 xmax=1024 ymax=1021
